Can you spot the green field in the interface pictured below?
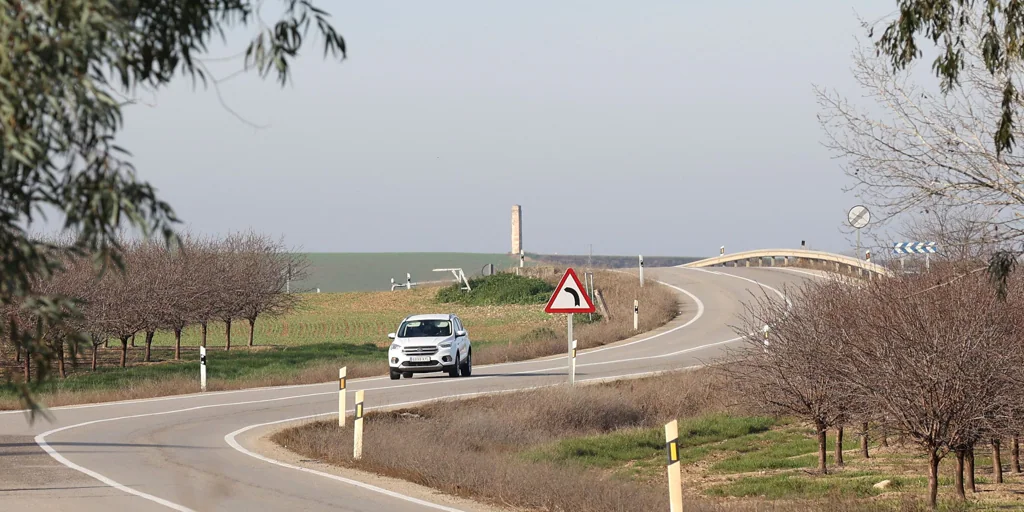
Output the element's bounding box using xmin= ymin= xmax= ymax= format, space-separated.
xmin=293 ymin=253 xmax=522 ymax=292
xmin=290 ymin=252 xmax=703 ymax=293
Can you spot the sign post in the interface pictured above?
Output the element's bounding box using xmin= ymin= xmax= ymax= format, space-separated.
xmin=545 ymin=268 xmax=596 ymax=386
xmin=848 ymin=205 xmax=871 ymax=257
xmin=634 ymin=300 xmax=639 ymax=331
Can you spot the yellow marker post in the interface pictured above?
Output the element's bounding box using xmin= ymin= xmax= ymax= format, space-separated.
xmin=665 ymin=419 xmax=683 ymax=512
xmin=338 ymin=367 xmax=347 ymax=427
xmin=353 ymin=389 xmax=365 ymax=459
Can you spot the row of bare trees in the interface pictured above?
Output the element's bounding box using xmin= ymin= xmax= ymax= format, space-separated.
xmin=730 ymin=263 xmax=1024 ymax=508
xmin=2 ymin=232 xmax=306 ymax=379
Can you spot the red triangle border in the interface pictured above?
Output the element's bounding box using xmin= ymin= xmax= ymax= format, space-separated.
xmin=544 ymin=267 xmax=596 ymax=314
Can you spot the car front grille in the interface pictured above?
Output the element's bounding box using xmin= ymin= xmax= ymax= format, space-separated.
xmin=402 ymin=361 xmax=440 ymax=367
xmin=403 ymin=346 xmax=439 ymax=356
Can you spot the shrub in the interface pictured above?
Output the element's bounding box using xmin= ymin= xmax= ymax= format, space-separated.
xmin=436 ymin=272 xmax=554 ymax=305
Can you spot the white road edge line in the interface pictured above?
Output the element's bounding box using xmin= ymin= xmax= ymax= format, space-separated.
xmin=32 ymin=270 xmax=774 ymax=512
xmin=223 ymin=365 xmax=708 ymax=512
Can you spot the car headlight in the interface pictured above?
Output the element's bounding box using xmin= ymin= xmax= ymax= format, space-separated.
xmin=390 ymin=343 xmax=400 ymax=351
xmin=439 ymin=340 xmax=452 ymax=348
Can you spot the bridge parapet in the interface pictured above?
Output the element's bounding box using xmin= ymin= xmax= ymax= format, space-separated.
xmin=681 ymin=248 xmax=893 ymax=277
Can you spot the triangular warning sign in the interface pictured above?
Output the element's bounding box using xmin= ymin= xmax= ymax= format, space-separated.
xmin=545 ymin=268 xmax=596 ymax=314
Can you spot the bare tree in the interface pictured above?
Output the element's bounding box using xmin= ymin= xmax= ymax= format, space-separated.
xmin=232 ymin=232 xmax=305 ymax=347
xmin=818 ymin=14 xmax=1024 ymax=243
xmin=835 ymin=266 xmax=1023 ymax=507
xmin=727 ymin=280 xmax=854 ymax=475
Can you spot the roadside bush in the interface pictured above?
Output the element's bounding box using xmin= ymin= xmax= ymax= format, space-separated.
xmin=436 ymin=272 xmax=553 ymax=305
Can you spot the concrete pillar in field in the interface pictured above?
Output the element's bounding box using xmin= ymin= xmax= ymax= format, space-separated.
xmin=511 ymin=205 xmax=522 ymax=255
xmin=745 ymin=259 xmax=750 ymax=267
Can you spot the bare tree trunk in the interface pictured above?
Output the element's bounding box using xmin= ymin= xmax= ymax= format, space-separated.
xmin=91 ymin=343 xmax=98 ymax=371
xmin=955 ymin=449 xmax=966 ymax=500
xmin=224 ymin=319 xmax=232 ymax=351
xmin=174 ymin=328 xmax=182 ymax=360
xmin=144 ymin=331 xmax=155 ymax=362
xmin=24 ymin=348 xmax=30 ymax=383
xmin=835 ymin=425 xmax=845 ymax=467
xmin=15 ymin=344 xmax=20 ymax=363
xmin=119 ymin=336 xmax=129 ymax=368
xmin=1013 ymin=437 xmax=1021 ymax=474
xmin=967 ymin=445 xmax=977 ymax=493
xmin=815 ymin=420 xmax=828 ymax=474
xmin=201 ymin=321 xmax=207 ymax=348
xmin=57 ymin=340 xmax=66 ymax=379
xmin=993 ymin=439 xmax=1004 ymax=484
xmin=927 ymin=447 xmax=940 ymax=509
xmin=130 ymin=332 xmax=136 ymax=348
xmin=104 ymin=338 xmax=108 ymax=348
xmin=861 ymin=421 xmax=870 ymax=458
xmin=248 ymin=317 xmax=256 ymax=347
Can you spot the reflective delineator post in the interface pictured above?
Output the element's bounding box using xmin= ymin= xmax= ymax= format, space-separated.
xmin=634 ymin=300 xmax=639 ymax=331
xmin=570 ymin=339 xmax=577 ymax=386
xmin=199 ymin=346 xmax=207 ymax=392
xmin=639 ymin=254 xmax=644 ymax=287
xmin=665 ymin=419 xmax=683 ymax=512
xmin=338 ymin=367 xmax=347 ymax=427
xmin=353 ymin=390 xmax=365 ymax=459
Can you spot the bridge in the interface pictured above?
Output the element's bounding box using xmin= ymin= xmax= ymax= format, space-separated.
xmin=681 ymin=248 xmax=894 ymax=277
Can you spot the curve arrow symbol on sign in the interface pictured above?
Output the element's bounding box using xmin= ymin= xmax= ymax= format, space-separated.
xmin=563 ymin=287 xmax=580 ymax=307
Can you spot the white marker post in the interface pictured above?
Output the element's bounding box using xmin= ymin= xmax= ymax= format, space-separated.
xmin=720 ymin=245 xmax=725 ymax=257
xmin=570 ymin=339 xmax=577 ymax=386
xmin=634 ymin=300 xmax=639 ymax=331
xmin=406 ymin=273 xmax=412 ymax=290
xmin=520 ymin=249 xmax=525 ymax=268
xmin=353 ymin=390 xmax=365 ymax=459
xmin=199 ymin=346 xmax=207 ymax=392
xmin=665 ymin=420 xmax=683 ymax=512
xmin=639 ymin=254 xmax=644 ymax=287
xmin=338 ymin=367 xmax=347 ymax=427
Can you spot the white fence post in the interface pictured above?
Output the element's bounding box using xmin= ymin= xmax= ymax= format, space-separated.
xmin=570 ymin=339 xmax=577 ymax=386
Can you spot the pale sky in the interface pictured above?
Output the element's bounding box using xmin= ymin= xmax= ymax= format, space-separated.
xmin=116 ymin=1 xmax=898 ymax=257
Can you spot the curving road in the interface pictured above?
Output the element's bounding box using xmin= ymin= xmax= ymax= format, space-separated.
xmin=0 ymin=266 xmax=820 ymax=512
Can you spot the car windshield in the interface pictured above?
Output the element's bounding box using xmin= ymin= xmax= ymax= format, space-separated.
xmin=399 ymin=320 xmax=452 ymax=338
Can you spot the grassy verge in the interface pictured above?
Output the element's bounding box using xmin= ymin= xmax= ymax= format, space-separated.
xmin=1 ymin=270 xmax=679 ymax=409
xmin=274 ymin=367 xmax=1024 ymax=512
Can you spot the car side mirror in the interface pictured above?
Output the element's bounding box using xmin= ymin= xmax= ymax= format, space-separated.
xmin=388 ymin=333 xmax=396 ymax=340
xmin=456 ymin=330 xmax=467 ymax=337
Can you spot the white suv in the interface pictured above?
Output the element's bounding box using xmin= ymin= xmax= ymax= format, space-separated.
xmin=388 ymin=314 xmax=472 ymax=380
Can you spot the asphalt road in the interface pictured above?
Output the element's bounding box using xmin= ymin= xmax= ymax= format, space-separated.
xmin=0 ymin=266 xmax=819 ymax=512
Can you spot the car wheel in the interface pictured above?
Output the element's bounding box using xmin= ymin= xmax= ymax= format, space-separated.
xmin=402 ymin=372 xmax=413 ymax=379
xmin=448 ymin=352 xmax=461 ymax=377
xmin=390 ymin=369 xmax=400 ymax=380
xmin=460 ymin=350 xmax=472 ymax=377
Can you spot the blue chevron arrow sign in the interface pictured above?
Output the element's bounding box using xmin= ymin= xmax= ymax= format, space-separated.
xmin=892 ymin=241 xmax=939 ymax=255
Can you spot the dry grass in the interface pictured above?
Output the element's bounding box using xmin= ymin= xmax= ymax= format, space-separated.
xmin=274 ymin=367 xmax=1008 ymax=512
xmin=274 ymin=369 xmax=742 ymax=512
xmin=471 ymin=270 xmax=679 ymax=365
